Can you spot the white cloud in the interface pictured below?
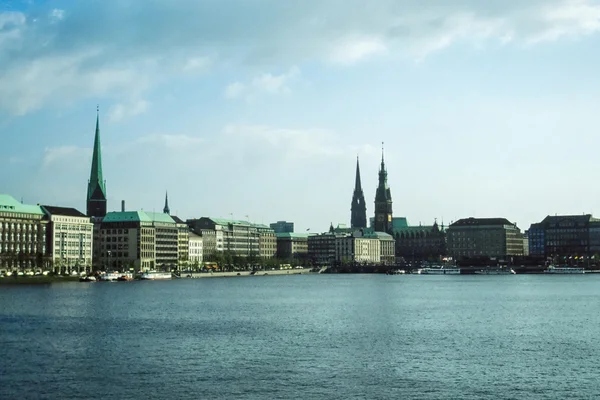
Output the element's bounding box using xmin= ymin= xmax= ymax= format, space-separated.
xmin=108 ymin=100 xmax=150 ymax=122
xmin=329 ymin=37 xmax=388 ymax=64
xmin=224 ymin=66 xmax=300 ymax=100
xmin=42 ymin=145 xmax=85 ymax=167
xmin=2 ymin=1 xmax=600 ymax=114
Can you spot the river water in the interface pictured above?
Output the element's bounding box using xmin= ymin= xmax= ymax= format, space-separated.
xmin=1 ymin=274 xmax=599 ymax=399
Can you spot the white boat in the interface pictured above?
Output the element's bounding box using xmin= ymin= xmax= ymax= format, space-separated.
xmin=420 ymin=267 xmax=461 ymax=275
xmin=99 ymin=272 xmax=121 ymax=281
xmin=544 ymin=266 xmax=585 ymax=274
xmin=140 ymin=271 xmax=172 ymax=280
xmin=475 ymin=268 xmax=516 ymax=275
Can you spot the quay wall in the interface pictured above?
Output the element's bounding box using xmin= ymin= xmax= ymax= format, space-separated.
xmin=185 ymin=269 xmax=310 ymax=279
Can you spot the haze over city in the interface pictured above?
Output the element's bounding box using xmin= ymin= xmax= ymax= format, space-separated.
xmin=2 ymin=0 xmax=600 ymax=232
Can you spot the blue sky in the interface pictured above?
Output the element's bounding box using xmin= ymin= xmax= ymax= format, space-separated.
xmin=1 ymin=0 xmax=600 ymax=232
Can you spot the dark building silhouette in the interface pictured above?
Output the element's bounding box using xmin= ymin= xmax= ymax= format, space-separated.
xmin=350 ymin=156 xmax=367 ymax=229
xmin=163 ymin=191 xmax=170 ymax=214
xmin=373 ymin=144 xmax=393 ymax=233
xmin=394 ymin=219 xmax=447 ymax=262
xmin=86 ymin=108 xmax=107 ymax=218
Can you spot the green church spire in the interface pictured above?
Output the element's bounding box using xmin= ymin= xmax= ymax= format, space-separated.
xmin=87 ymin=106 xmax=107 ymax=217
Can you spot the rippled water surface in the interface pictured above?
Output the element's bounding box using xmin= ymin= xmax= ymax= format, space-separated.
xmin=1 ymin=274 xmax=600 ymax=399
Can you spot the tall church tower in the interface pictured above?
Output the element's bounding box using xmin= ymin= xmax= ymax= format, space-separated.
xmin=374 ymin=143 xmax=393 ymax=233
xmin=86 ymin=107 xmax=107 ymax=218
xmin=351 ymin=156 xmax=367 ymax=228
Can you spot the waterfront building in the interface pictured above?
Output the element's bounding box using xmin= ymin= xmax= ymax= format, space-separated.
xmin=351 ymin=156 xmax=367 ymax=229
xmin=187 ymin=218 xmax=273 ymax=259
xmin=335 ymin=231 xmax=381 ymax=264
xmin=276 ymin=232 xmax=309 ymax=260
xmin=536 ymin=214 xmax=598 ymax=259
xmin=86 ymin=109 xmax=107 ymax=218
xmin=589 ymin=220 xmax=600 ymax=259
xmin=371 ymin=231 xmax=396 ymax=265
xmin=270 ymin=221 xmax=294 ymax=233
xmin=0 ymin=194 xmax=48 ymax=272
xmin=98 ymin=211 xmax=179 ymax=272
xmin=41 ymin=205 xmax=93 ymax=274
xmin=394 ymin=220 xmax=447 ymax=262
xmin=188 ymin=231 xmax=203 ymax=268
xmin=522 ymin=231 xmax=530 ymax=257
xmin=527 ymin=223 xmax=545 ymax=257
xmin=171 ymin=216 xmax=190 ymax=270
xmin=373 ymin=145 xmax=393 ymax=234
xmin=257 ymin=225 xmax=277 ymax=259
xmin=447 ymin=217 xmax=524 ymax=259
xmin=307 ymin=231 xmax=337 ymax=266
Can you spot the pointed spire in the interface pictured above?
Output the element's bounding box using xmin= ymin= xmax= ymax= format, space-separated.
xmin=163 ymin=191 xmax=170 ymax=214
xmin=354 ymin=155 xmax=362 ymax=191
xmin=380 ymin=141 xmax=386 ymax=171
xmin=87 ymin=106 xmax=107 ymax=217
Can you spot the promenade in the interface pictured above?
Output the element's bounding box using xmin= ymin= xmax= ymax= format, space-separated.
xmin=185 ymin=269 xmax=310 ymax=278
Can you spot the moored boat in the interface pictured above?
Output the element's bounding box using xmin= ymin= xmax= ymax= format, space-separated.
xmin=420 ymin=267 xmax=461 ymax=275
xmin=117 ymin=273 xmax=134 ymax=281
xmin=99 ymin=272 xmax=121 ymax=281
xmin=79 ymin=275 xmax=97 ymax=282
xmin=474 ymin=268 xmax=516 ymax=275
xmin=544 ymin=266 xmax=585 ymax=274
xmin=140 ymin=271 xmax=172 ymax=280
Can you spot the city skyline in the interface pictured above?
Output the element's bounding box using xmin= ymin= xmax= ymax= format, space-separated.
xmin=2 ymin=1 xmax=600 ymax=232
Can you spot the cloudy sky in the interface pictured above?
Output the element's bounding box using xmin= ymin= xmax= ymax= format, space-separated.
xmin=1 ymin=0 xmax=600 ymax=232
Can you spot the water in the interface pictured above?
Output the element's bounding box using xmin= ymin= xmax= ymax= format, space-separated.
xmin=1 ymin=274 xmax=600 ymax=399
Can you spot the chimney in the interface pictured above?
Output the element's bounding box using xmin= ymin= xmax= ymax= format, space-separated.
xmin=121 ymin=200 xmax=125 ymax=212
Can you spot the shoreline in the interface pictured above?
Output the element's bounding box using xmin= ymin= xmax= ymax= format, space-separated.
xmin=184 ymin=269 xmax=310 ymax=278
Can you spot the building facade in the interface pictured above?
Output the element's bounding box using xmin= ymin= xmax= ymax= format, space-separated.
xmin=270 ymin=221 xmax=294 ymax=234
xmin=335 ymin=234 xmax=381 ymax=264
xmin=527 ymin=223 xmax=545 ymax=257
xmin=447 ymin=217 xmax=524 ymax=259
xmin=172 ymin=216 xmax=190 ymax=267
xmin=394 ymin=220 xmax=447 ymax=261
xmin=276 ymin=233 xmax=309 ymax=260
xmin=307 ymin=232 xmax=337 ymax=266
xmin=188 ymin=232 xmax=203 ymax=268
xmin=0 ymin=195 xmax=48 ymax=272
xmin=351 ymin=157 xmax=367 ymax=229
xmin=257 ymin=225 xmax=277 ymax=259
xmin=41 ymin=206 xmax=93 ymax=274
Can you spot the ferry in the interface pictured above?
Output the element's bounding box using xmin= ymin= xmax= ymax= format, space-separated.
xmin=419 ymin=267 xmax=461 ymax=275
xmin=140 ymin=271 xmax=173 ymax=280
xmin=117 ymin=272 xmax=134 ymax=281
xmin=474 ymin=268 xmax=516 ymax=275
xmin=544 ymin=266 xmax=585 ymax=274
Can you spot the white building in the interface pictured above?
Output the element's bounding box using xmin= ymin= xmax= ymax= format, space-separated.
xmin=189 ymin=231 xmax=203 ymax=268
xmin=42 ymin=206 xmax=94 ymax=274
xmin=335 ymin=233 xmax=381 ymax=264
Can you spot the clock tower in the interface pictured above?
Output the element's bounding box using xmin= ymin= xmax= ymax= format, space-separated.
xmin=374 ymin=143 xmax=393 ymax=233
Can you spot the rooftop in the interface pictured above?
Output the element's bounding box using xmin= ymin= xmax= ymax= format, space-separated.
xmin=451 ymin=217 xmax=515 ymax=227
xmin=0 ymin=194 xmax=44 ymax=215
xmin=276 ymin=232 xmax=309 ymax=239
xmin=41 ymin=205 xmax=87 ymax=218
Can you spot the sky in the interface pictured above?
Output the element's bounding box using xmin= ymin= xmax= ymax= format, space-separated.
xmin=1 ymin=0 xmax=600 ymax=232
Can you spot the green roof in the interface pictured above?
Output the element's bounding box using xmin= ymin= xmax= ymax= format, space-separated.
xmin=103 ymin=211 xmax=176 ymax=224
xmin=0 ymin=194 xmax=44 ymax=215
xmin=391 ymin=217 xmax=409 ymax=230
xmin=145 ymin=211 xmax=176 ymax=224
xmin=103 ymin=211 xmax=152 ymax=223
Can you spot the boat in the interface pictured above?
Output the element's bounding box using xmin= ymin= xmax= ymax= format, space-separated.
xmin=474 ymin=268 xmax=516 ymax=275
xmin=544 ymin=266 xmax=585 ymax=274
xmin=140 ymin=271 xmax=172 ymax=280
xmin=386 ymin=270 xmax=406 ymax=275
xmin=419 ymin=266 xmax=461 ymax=275
xmin=117 ymin=273 xmax=134 ymax=281
xmin=79 ymin=275 xmax=97 ymax=282
xmin=99 ymin=272 xmax=121 ymax=281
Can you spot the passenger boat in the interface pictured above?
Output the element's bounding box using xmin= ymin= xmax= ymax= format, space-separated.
xmin=419 ymin=267 xmax=461 ymax=275
xmin=140 ymin=271 xmax=172 ymax=280
xmin=79 ymin=275 xmax=97 ymax=282
xmin=544 ymin=266 xmax=585 ymax=274
xmin=474 ymin=268 xmax=516 ymax=275
xmin=386 ymin=270 xmax=406 ymax=275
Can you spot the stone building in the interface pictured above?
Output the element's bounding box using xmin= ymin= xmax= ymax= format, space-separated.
xmin=87 ymin=109 xmax=107 ymax=218
xmin=188 ymin=232 xmax=203 ymax=268
xmin=41 ymin=205 xmax=93 ymax=274
xmin=276 ymin=232 xmax=309 ymax=260
xmin=335 ymin=232 xmax=381 ymax=264
xmin=0 ymin=194 xmax=48 ymax=272
xmin=373 ymin=146 xmax=393 ymax=234
xmin=257 ymin=225 xmax=277 ymax=259
xmin=447 ymin=217 xmax=524 ymax=259
xmin=394 ymin=220 xmax=447 ymax=262
xmin=307 ymin=232 xmax=337 ymax=266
